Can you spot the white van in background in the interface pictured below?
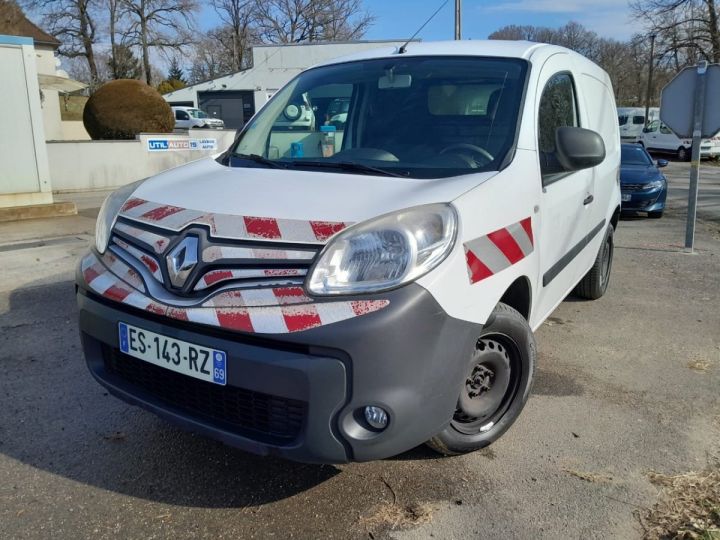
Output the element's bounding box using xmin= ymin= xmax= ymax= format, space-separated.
xmin=618 ymin=107 xmax=658 ymax=142
xmin=172 ymin=106 xmax=225 ymax=130
xmin=639 ymin=119 xmax=720 ymax=161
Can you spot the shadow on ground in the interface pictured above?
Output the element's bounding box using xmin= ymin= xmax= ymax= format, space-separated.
xmin=0 ymin=278 xmax=339 ymax=509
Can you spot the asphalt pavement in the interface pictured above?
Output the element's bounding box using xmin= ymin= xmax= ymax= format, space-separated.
xmin=0 ymin=179 xmax=718 ymax=539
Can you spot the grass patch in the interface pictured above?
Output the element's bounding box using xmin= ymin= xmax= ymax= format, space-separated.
xmin=60 ymin=95 xmax=88 ymax=121
xmin=640 ymin=459 xmax=720 ymax=539
xmin=688 ymin=359 xmax=713 ymax=373
xmin=563 ymin=468 xmax=614 ymax=483
xmin=360 ymin=502 xmax=433 ymax=531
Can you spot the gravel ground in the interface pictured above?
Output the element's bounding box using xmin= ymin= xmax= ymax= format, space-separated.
xmin=0 ymin=181 xmax=718 ymax=539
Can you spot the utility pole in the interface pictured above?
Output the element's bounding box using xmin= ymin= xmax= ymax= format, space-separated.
xmin=455 ymin=0 xmax=461 ymax=40
xmin=644 ymin=33 xmax=656 ymax=128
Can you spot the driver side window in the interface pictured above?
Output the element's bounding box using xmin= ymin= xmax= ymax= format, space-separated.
xmin=538 ymin=72 xmax=579 ymax=180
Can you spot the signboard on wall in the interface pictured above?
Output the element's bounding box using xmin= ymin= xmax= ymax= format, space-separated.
xmin=147 ymin=138 xmax=217 ymax=152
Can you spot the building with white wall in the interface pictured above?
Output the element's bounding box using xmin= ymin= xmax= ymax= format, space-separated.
xmin=163 ymin=40 xmax=410 ymax=129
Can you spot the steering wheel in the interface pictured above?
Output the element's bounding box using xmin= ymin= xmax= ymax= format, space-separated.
xmin=439 ymin=143 xmax=494 ymax=166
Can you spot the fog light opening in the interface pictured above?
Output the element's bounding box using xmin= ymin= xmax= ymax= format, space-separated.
xmin=364 ymin=406 xmax=389 ymax=430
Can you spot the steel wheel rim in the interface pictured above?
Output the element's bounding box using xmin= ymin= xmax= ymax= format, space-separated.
xmin=451 ymin=333 xmax=522 ymax=436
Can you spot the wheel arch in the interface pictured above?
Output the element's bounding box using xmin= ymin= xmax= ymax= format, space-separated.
xmin=610 ymin=204 xmax=620 ymax=230
xmin=498 ymin=276 xmax=532 ymax=321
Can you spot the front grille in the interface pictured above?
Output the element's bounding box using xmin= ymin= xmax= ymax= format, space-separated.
xmin=102 ymin=346 xmax=306 ymax=443
xmin=622 ymin=183 xmax=645 ymax=192
xmin=111 ymin=218 xmax=319 ymax=295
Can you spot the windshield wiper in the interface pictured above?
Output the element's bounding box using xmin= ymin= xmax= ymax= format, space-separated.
xmin=288 ymin=160 xmax=408 ymax=178
xmin=234 ymin=153 xmax=288 ymax=169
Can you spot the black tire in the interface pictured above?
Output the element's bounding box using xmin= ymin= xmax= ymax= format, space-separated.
xmin=574 ymin=225 xmax=614 ymax=300
xmin=426 ymin=303 xmax=536 ymax=456
xmin=648 ymin=210 xmax=663 ymax=219
xmin=677 ymin=146 xmax=689 ymax=161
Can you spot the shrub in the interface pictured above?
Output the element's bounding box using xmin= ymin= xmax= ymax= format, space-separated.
xmin=83 ymin=79 xmax=174 ymax=140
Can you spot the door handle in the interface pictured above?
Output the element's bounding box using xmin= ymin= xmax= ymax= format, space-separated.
xmin=583 ymin=194 xmax=594 ymax=205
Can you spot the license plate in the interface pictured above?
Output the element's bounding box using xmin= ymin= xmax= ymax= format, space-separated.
xmin=622 ymin=193 xmax=631 ymax=202
xmin=118 ymin=322 xmax=227 ymax=385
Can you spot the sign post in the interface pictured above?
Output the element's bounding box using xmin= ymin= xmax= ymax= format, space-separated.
xmin=686 ymin=63 xmax=707 ymax=252
xmin=660 ymin=62 xmax=720 ymax=252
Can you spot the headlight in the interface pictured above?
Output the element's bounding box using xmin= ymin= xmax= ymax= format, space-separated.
xmin=307 ymin=204 xmax=458 ymax=295
xmin=95 ymin=180 xmax=145 ymax=253
xmin=642 ymin=179 xmax=665 ymax=190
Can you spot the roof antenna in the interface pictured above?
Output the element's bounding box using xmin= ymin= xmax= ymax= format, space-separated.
xmin=398 ymin=0 xmax=449 ymax=54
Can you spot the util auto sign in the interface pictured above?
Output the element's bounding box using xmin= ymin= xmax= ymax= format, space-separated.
xmin=147 ymin=138 xmax=217 ymax=152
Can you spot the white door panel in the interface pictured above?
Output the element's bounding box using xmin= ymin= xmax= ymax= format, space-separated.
xmin=533 ymin=54 xmax=594 ymax=322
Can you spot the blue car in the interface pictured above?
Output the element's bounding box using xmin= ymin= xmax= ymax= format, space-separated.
xmin=620 ymin=143 xmax=668 ymax=218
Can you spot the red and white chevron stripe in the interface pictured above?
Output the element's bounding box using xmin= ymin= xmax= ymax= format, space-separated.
xmin=202 ymin=245 xmax=316 ymax=262
xmin=91 ymin=250 xmax=146 ymax=293
xmin=80 ymin=253 xmax=389 ymax=334
xmin=464 ymin=217 xmax=534 ymax=284
xmin=113 ymin=221 xmax=169 ymax=253
xmin=119 ymin=198 xmax=349 ymax=243
xmin=194 ymin=269 xmax=306 ymax=291
xmin=113 ymin=238 xmax=164 ymax=284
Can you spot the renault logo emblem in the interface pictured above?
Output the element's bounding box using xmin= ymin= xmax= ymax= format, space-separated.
xmin=166 ymin=236 xmax=199 ymax=288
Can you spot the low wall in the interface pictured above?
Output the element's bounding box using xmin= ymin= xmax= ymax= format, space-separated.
xmin=48 ymin=129 xmax=237 ymax=192
xmin=59 ymin=121 xmax=90 ymax=141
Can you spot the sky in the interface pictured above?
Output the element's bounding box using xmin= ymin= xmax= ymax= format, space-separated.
xmin=200 ymin=0 xmax=640 ymax=43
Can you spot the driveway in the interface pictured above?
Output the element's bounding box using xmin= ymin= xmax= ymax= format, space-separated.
xmin=0 ymin=192 xmax=718 ymax=539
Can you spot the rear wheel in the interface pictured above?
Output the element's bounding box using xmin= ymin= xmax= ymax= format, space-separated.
xmin=677 ymin=146 xmax=689 ymax=161
xmin=574 ymin=224 xmax=614 ymax=300
xmin=426 ymin=303 xmax=536 ymax=456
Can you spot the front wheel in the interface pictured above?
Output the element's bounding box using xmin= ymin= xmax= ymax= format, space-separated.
xmin=426 ymin=303 xmax=536 ymax=456
xmin=677 ymin=146 xmax=689 ymax=161
xmin=573 ymin=224 xmax=614 ymax=300
xmin=648 ymin=210 xmax=663 ymax=219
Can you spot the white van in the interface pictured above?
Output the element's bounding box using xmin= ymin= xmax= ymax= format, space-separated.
xmin=618 ymin=106 xmax=658 ymax=142
xmin=640 ymin=119 xmax=720 ymax=160
xmin=77 ymin=41 xmax=620 ymax=463
xmin=172 ymin=106 xmax=225 ymax=130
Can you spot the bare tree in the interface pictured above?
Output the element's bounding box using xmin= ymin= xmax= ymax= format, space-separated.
xmin=631 ymin=0 xmax=720 ymax=63
xmin=24 ymin=0 xmax=102 ymax=85
xmin=107 ymin=43 xmax=141 ymax=78
xmin=489 ymin=21 xmax=674 ymax=106
xmin=210 ymin=0 xmax=255 ymax=71
xmin=252 ymin=0 xmax=374 ymax=43
xmin=120 ymin=0 xmax=198 ymax=85
xmin=188 ymin=27 xmax=237 ymax=83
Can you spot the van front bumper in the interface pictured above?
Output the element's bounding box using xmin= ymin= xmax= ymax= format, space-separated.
xmin=77 ymin=283 xmax=481 ymax=463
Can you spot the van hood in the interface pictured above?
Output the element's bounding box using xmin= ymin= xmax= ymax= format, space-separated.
xmin=129 ymin=157 xmax=496 ymax=227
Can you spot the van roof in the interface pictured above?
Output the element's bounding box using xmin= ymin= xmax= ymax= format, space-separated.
xmin=314 ymin=40 xmax=586 ymax=67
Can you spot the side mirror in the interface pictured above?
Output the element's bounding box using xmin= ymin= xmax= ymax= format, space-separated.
xmin=555 ymin=127 xmax=606 ymax=172
xmin=642 ymin=127 xmax=651 ymax=133
xmin=657 ymin=159 xmax=669 ymax=168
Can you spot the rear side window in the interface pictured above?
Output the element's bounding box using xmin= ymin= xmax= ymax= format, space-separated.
xmin=175 ymin=110 xmax=189 ymax=120
xmin=632 ymin=115 xmax=645 ymax=125
xmin=538 ymin=73 xmax=579 ymax=178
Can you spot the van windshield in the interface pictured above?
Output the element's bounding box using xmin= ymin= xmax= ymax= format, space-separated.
xmin=228 ymin=56 xmax=528 ymax=179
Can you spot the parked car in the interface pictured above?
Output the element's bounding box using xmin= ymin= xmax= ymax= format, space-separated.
xmin=172 ymin=106 xmax=225 ymax=129
xmin=639 ymin=119 xmax=720 ymax=160
xmin=77 ymin=41 xmax=621 ymax=464
xmin=620 ymin=143 xmax=667 ymax=218
xmin=618 ymin=106 xmax=658 ymax=142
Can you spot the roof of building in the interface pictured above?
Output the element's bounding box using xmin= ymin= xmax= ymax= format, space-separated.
xmin=0 ymin=0 xmax=60 ymax=48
